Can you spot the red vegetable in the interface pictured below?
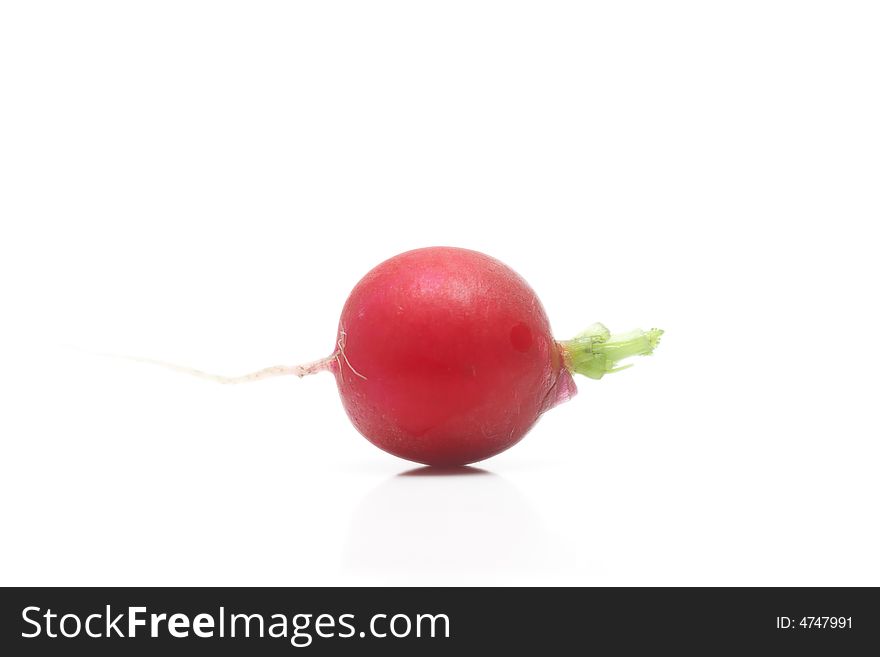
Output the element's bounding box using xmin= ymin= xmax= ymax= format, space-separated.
xmin=326 ymin=247 xmax=662 ymax=466
xmin=134 ymin=246 xmax=662 ymax=466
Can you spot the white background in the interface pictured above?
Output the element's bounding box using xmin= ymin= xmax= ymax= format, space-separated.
xmin=1 ymin=2 xmax=878 ymax=586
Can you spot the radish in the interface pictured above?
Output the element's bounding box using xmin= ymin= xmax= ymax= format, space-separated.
xmin=133 ymin=247 xmax=662 ymax=466
xmin=325 ymin=247 xmax=661 ymax=465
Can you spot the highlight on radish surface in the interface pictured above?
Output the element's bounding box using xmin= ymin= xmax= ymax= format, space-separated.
xmin=120 ymin=246 xmax=663 ymax=466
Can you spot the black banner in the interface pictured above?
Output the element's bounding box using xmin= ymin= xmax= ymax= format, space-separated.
xmin=0 ymin=587 xmax=876 ymax=654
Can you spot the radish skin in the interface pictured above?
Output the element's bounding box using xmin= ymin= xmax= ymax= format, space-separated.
xmin=330 ymin=247 xmax=662 ymax=466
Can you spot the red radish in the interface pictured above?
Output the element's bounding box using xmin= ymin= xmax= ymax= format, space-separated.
xmin=317 ymin=246 xmax=660 ymax=466
xmin=127 ymin=247 xmax=662 ymax=466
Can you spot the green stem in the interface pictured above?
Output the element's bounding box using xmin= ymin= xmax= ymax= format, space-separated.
xmin=559 ymin=323 xmax=663 ymax=380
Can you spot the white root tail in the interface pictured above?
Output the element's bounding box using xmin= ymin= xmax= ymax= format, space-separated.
xmin=71 ymin=330 xmax=367 ymax=384
xmin=110 ymin=353 xmax=338 ymax=384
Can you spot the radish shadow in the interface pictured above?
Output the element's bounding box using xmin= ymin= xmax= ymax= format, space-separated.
xmin=343 ymin=467 xmax=568 ymax=583
xmin=397 ymin=465 xmax=492 ymax=477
